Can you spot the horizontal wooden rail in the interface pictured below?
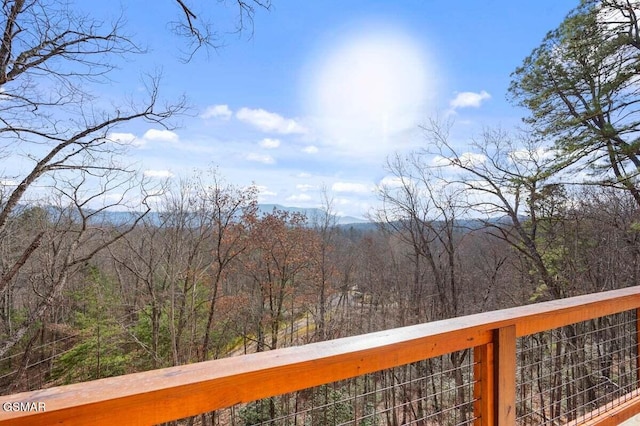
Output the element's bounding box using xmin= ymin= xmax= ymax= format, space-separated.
xmin=567 ymin=390 xmax=640 ymax=426
xmin=2 ymin=286 xmax=640 ymax=425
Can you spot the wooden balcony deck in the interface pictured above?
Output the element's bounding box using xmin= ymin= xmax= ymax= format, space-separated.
xmin=2 ymin=286 xmax=640 ymax=425
xmin=620 ymin=414 xmax=640 ymax=425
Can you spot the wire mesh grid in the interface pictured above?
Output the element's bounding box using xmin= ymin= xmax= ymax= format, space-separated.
xmin=180 ymin=349 xmax=478 ymax=426
xmin=515 ymin=309 xmax=640 ymax=425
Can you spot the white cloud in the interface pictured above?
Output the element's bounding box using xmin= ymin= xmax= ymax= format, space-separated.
xmin=378 ymin=175 xmax=406 ymax=188
xmin=432 ymin=153 xmax=485 ymax=168
xmin=465 ymin=179 xmax=496 ymax=193
xmin=143 ymin=129 xmax=179 ymax=143
xmin=236 ymin=107 xmax=307 ymax=134
xmin=598 ymin=2 xmax=640 ymax=33
xmin=259 ymin=138 xmax=281 ymax=149
xmin=332 ymin=182 xmax=373 ymax=194
xmin=246 ymin=152 xmax=275 ymax=164
xmin=255 ymin=185 xmax=277 ymax=196
xmin=287 ymin=193 xmax=313 ymax=202
xmin=296 ymin=184 xmax=316 ymax=192
xmin=458 ymin=152 xmax=487 ymax=166
xmin=508 ymin=147 xmax=556 ymax=163
xmin=296 ymin=172 xmax=312 ymax=178
xmin=302 ymin=145 xmax=319 ymax=154
xmin=201 ymin=104 xmax=233 ymax=120
xmin=106 ymin=130 xmax=179 ymax=148
xmin=0 ymin=179 xmax=18 ymax=187
xmin=432 ymin=155 xmax=452 ymax=167
xmin=143 ymin=170 xmax=175 ymax=178
xmin=449 ymin=90 xmax=491 ymax=109
xmin=107 ymin=132 xmax=142 ymax=147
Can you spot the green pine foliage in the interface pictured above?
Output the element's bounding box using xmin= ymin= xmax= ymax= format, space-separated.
xmin=51 ymin=266 xmax=132 ymax=384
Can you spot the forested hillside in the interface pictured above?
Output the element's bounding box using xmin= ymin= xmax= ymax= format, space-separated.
xmin=1 ymin=0 xmax=640 ymax=406
xmin=2 ymin=174 xmax=638 ymax=393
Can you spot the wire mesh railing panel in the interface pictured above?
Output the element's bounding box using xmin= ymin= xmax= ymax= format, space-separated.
xmin=515 ymin=309 xmax=640 ymax=425
xmin=176 ymin=349 xmax=478 ymax=426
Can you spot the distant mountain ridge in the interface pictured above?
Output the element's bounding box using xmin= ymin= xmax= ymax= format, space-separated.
xmin=13 ymin=203 xmax=371 ymax=227
xmin=256 ymin=204 xmax=368 ymax=226
xmin=14 ymin=204 xmax=518 ymax=232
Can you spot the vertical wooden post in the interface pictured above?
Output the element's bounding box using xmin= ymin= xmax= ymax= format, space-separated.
xmin=474 ymin=343 xmax=494 ymax=426
xmin=495 ymin=325 xmax=517 ymax=426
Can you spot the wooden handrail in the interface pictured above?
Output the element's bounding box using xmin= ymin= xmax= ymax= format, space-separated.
xmin=2 ymin=286 xmax=640 ymax=425
xmin=566 ymin=390 xmax=640 ymax=426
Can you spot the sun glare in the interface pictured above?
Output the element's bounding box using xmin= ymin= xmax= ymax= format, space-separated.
xmin=304 ymin=24 xmax=437 ymax=156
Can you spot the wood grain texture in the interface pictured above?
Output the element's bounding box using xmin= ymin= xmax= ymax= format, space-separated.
xmin=1 ymin=286 xmax=640 ymax=425
xmin=495 ymin=326 xmax=516 ymax=426
xmin=474 ymin=343 xmax=494 ymax=426
xmin=566 ymin=390 xmax=640 ymax=426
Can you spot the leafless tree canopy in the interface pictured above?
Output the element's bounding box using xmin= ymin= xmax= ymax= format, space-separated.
xmin=1 ymin=5 xmax=639 ymax=426
xmin=172 ymin=0 xmax=272 ymax=59
xmin=0 ymin=0 xmax=184 ymax=360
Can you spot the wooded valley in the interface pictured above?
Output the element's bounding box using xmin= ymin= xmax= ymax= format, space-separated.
xmin=1 ymin=1 xmax=640 ymax=420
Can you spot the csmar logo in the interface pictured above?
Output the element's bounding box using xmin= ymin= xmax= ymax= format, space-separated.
xmin=2 ymin=401 xmax=46 ymax=412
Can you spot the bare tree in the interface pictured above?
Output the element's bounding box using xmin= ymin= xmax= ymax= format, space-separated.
xmin=171 ymin=0 xmax=272 ymax=59
xmin=0 ymin=169 xmax=154 ymax=371
xmin=197 ymin=171 xmax=257 ymax=361
xmin=420 ymin=120 xmax=570 ymax=300
xmin=0 ymin=0 xmax=183 ymax=363
xmin=106 ymin=171 xmax=257 ymax=367
xmin=308 ymin=188 xmax=338 ymax=342
xmin=240 ymin=210 xmax=320 ymax=352
xmin=376 ymin=151 xmax=468 ymax=321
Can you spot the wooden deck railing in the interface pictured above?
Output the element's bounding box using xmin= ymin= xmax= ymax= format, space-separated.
xmin=2 ymin=286 xmax=640 ymax=425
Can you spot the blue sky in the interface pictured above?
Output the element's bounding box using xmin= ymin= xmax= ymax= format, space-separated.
xmin=89 ymin=1 xmax=576 ymax=218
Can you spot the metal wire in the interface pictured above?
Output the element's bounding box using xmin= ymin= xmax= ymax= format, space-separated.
xmin=166 ymin=309 xmax=640 ymax=426
xmin=181 ymin=350 xmax=479 ymax=426
xmin=515 ymin=309 xmax=639 ymax=425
